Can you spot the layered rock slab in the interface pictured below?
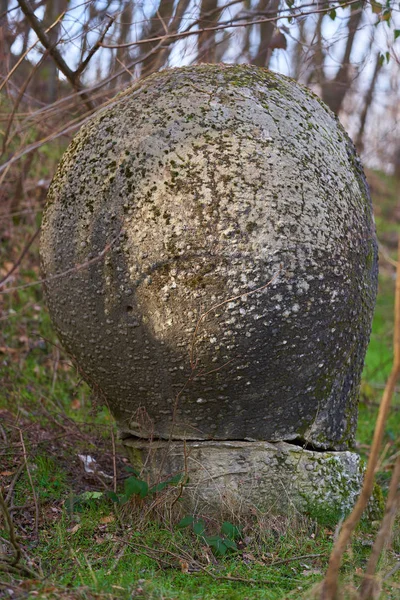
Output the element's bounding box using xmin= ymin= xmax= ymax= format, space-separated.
xmin=124 ymin=439 xmax=366 ymax=517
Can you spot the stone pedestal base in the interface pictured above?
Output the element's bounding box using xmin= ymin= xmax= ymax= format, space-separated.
xmin=123 ymin=439 xmax=366 ymax=519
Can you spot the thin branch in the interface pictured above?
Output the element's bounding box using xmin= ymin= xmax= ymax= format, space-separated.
xmin=17 ymin=0 xmax=73 ymax=80
xmin=0 ymin=227 xmax=40 ymax=288
xmin=17 ymin=0 xmax=95 ymax=110
xmin=0 ymin=489 xmax=41 ymax=579
xmin=74 ymin=14 xmax=115 ymax=78
xmin=359 ymin=456 xmax=400 ymax=600
xmin=270 ymin=553 xmax=324 ymax=567
xmin=1 ymin=51 xmax=49 ymax=156
xmin=100 ymin=0 xmax=360 ymax=50
xmin=321 ymin=237 xmax=400 ymax=600
xmin=0 ymin=228 xmax=123 ymax=295
xmin=110 ymin=425 xmax=118 ymax=494
xmin=18 ymin=428 xmax=39 ymax=541
xmin=0 ymin=489 xmax=21 ymax=566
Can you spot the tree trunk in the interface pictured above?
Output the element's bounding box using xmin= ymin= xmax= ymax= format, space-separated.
xmin=251 ymin=0 xmax=280 ymax=68
xmin=42 ymin=0 xmax=64 ymax=103
xmin=355 ymin=53 xmax=382 ymax=153
xmin=139 ymin=0 xmax=174 ymax=78
xmin=321 ymin=5 xmax=363 ymax=115
xmin=197 ymin=0 xmax=218 ymax=63
xmin=0 ymin=0 xmax=12 ymax=80
xmin=114 ymin=0 xmax=134 ymax=86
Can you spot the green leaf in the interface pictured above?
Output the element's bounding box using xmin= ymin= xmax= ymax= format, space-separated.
xmin=395 ymin=29 xmax=400 ymax=40
xmin=177 ymin=515 xmax=195 ymax=529
xmin=205 ymin=536 xmax=227 ymax=556
xmin=329 ymin=8 xmax=336 ymax=20
xmin=221 ymin=521 xmax=241 ymax=540
xmin=124 ymin=466 xmax=140 ymax=476
xmin=371 ymin=1 xmax=382 ymax=14
xmin=167 ymin=473 xmax=184 ymax=485
xmin=149 ymin=473 xmax=184 ymax=494
xmin=105 ymin=491 xmax=120 ymax=503
xmin=193 ymin=520 xmax=206 ymax=536
xmin=149 ymin=481 xmax=168 ymax=494
xmin=64 ymin=491 xmax=103 ymax=513
xmin=81 ymin=491 xmax=103 ymax=500
xmin=379 ymin=53 xmax=385 ymax=66
xmin=216 ymin=542 xmax=227 ymax=556
xmin=124 ymin=476 xmax=149 ymax=499
xmin=222 ymin=538 xmax=238 ymax=551
xmin=385 ymin=51 xmax=390 ymax=63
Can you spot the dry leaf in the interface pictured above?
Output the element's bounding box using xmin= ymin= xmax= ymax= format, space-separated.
xmin=0 ymin=471 xmax=14 ymax=476
xmin=180 ymin=560 xmax=189 ymax=573
xmin=99 ymin=515 xmax=114 ymax=524
xmin=71 ymin=399 xmax=81 ymax=410
xmin=0 ymin=347 xmax=17 ymax=354
xmin=0 ymin=262 xmax=14 ymax=276
xmin=95 ymin=535 xmax=106 ymax=544
xmin=68 ymin=524 xmax=81 ymax=534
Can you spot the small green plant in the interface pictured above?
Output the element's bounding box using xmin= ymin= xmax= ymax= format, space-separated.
xmin=106 ymin=467 xmax=184 ymax=505
xmin=64 ymin=490 xmax=103 ymax=513
xmin=177 ymin=516 xmax=242 ymax=556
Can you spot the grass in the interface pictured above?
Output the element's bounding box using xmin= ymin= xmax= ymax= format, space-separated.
xmin=0 ymin=169 xmax=399 ymax=599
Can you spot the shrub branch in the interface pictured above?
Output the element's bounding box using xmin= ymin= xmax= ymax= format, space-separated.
xmin=321 ymin=238 xmax=400 ymax=600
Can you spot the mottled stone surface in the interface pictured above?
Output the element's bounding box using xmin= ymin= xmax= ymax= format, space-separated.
xmin=124 ymin=439 xmax=365 ymax=517
xmin=40 ymin=64 xmax=377 ymax=450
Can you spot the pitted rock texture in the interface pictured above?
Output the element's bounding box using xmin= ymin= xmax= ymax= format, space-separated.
xmin=40 ymin=64 xmax=378 ymax=449
xmin=124 ymin=439 xmax=368 ymax=517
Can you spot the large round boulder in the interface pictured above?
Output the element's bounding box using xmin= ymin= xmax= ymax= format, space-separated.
xmin=40 ymin=64 xmax=377 ymax=450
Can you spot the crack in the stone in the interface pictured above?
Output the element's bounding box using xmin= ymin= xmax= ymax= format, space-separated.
xmin=121 ymin=433 xmax=337 ymax=452
xmin=282 ymin=437 xmax=336 ymax=452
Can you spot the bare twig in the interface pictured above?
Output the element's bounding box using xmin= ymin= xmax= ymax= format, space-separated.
xmin=1 ymin=51 xmax=49 ymax=156
xmin=321 ymin=238 xmax=400 ymax=600
xmin=5 ymin=463 xmax=25 ymax=505
xmin=110 ymin=425 xmax=117 ymax=494
xmin=0 ymin=489 xmax=41 ymax=579
xmin=17 ymin=428 xmax=39 ymax=541
xmin=0 ymin=489 xmax=21 ymax=566
xmin=100 ymin=0 xmax=360 ymax=50
xmin=17 ymin=0 xmax=95 ymax=110
xmin=359 ymin=456 xmax=400 ymax=600
xmin=0 ymin=228 xmax=123 ymax=295
xmin=0 ymin=227 xmax=40 ymax=288
xmin=74 ymin=14 xmax=115 ymax=78
xmin=270 ymin=553 xmax=324 ymax=567
xmin=383 ymin=561 xmax=400 ymax=582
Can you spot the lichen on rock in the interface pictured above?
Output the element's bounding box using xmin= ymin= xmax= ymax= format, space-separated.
xmin=40 ymin=64 xmax=378 ymax=450
xmin=124 ymin=439 xmax=382 ymax=520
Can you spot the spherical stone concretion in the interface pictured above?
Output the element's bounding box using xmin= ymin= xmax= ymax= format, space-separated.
xmin=40 ymin=64 xmax=378 ymax=450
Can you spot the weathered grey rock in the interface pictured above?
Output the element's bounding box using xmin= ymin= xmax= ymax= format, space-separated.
xmin=40 ymin=64 xmax=377 ymax=451
xmin=124 ymin=439 xmax=366 ymax=517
